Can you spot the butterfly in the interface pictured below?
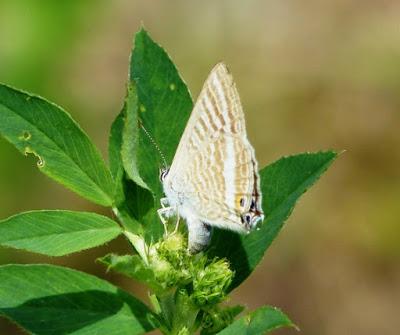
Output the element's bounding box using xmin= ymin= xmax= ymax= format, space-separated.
xmin=158 ymin=63 xmax=264 ymax=253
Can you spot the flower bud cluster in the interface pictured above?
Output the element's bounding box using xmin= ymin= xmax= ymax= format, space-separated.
xmin=147 ymin=233 xmax=234 ymax=306
xmin=149 ymin=234 xmax=192 ymax=289
xmin=191 ymin=259 xmax=233 ymax=306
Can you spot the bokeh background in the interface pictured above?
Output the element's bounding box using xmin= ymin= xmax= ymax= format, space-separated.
xmin=0 ymin=1 xmax=399 ymax=334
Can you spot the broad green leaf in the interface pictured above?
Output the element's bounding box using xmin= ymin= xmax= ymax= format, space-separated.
xmin=0 ymin=264 xmax=156 ymax=335
xmin=0 ymin=84 xmax=113 ymax=206
xmin=130 ymin=28 xmax=193 ymax=196
xmin=99 ymin=253 xmax=163 ymax=292
xmin=209 ymin=151 xmax=338 ymax=290
xmin=126 ymin=29 xmax=192 ymax=241
xmin=217 ymin=306 xmax=295 ymax=334
xmin=0 ymin=210 xmax=121 ymax=256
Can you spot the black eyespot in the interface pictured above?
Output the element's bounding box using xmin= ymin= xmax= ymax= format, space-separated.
xmin=241 ymin=212 xmax=252 ymax=225
xmin=250 ymin=199 xmax=256 ymax=210
xmin=240 ymin=198 xmax=245 ymax=207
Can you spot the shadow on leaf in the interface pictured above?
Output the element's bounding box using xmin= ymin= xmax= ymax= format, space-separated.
xmin=1 ymin=290 xmax=153 ymax=335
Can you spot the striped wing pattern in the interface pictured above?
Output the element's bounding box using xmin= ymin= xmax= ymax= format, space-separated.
xmin=166 ymin=63 xmax=263 ymax=232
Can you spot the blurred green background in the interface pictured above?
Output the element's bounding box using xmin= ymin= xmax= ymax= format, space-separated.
xmin=0 ymin=1 xmax=399 ymax=334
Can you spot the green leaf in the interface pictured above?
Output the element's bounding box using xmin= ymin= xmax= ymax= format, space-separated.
xmin=0 ymin=84 xmax=114 ymax=206
xmin=108 ymin=109 xmax=140 ymax=233
xmin=98 ymin=253 xmax=163 ymax=292
xmin=125 ymin=29 xmax=193 ymax=241
xmin=120 ymin=83 xmax=156 ymax=228
xmin=0 ymin=210 xmax=122 ymax=256
xmin=108 ymin=91 xmax=153 ymax=235
xmin=130 ymin=28 xmax=193 ymax=196
xmin=109 ymin=110 xmax=125 ymax=185
xmin=217 ymin=306 xmax=296 ymax=334
xmin=209 ymin=151 xmax=338 ymax=290
xmin=121 ymin=82 xmax=149 ymax=191
xmin=0 ymin=264 xmax=156 ymax=335
xmin=200 ymin=305 xmax=246 ymax=335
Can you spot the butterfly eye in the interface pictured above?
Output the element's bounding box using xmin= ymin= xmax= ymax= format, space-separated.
xmin=159 ymin=168 xmax=169 ymax=182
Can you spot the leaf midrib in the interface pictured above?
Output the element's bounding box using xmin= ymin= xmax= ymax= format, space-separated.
xmin=0 ymin=227 xmax=120 ymax=243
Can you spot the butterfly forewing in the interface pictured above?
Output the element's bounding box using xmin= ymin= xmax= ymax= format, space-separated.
xmin=165 ymin=63 xmax=263 ymax=232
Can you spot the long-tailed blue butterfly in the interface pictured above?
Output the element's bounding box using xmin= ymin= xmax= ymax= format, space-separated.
xmin=158 ymin=63 xmax=263 ymax=253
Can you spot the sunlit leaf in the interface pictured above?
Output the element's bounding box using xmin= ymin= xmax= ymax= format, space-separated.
xmin=0 ymin=210 xmax=121 ymax=256
xmin=0 ymin=84 xmax=113 ymax=206
xmin=130 ymin=28 xmax=193 ymax=197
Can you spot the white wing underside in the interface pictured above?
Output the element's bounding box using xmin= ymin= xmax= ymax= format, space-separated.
xmin=164 ymin=63 xmax=263 ymax=233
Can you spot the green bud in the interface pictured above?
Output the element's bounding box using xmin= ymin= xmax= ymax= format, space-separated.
xmin=149 ymin=233 xmax=192 ymax=288
xmin=191 ymin=258 xmax=234 ymax=306
xmin=162 ymin=233 xmax=186 ymax=251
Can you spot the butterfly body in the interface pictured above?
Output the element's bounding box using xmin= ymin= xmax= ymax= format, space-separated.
xmin=159 ymin=63 xmax=263 ymax=253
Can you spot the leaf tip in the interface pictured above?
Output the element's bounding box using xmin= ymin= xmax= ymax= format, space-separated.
xmin=139 ymin=23 xmax=147 ymax=34
xmin=135 ymin=25 xmax=150 ymax=44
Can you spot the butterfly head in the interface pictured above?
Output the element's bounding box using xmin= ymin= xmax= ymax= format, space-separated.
xmin=159 ymin=167 xmax=170 ymax=183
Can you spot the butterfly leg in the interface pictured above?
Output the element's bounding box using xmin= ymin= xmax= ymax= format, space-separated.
xmin=172 ymin=208 xmax=180 ymax=234
xmin=160 ymin=197 xmax=170 ymax=208
xmin=157 ymin=206 xmax=175 ymax=235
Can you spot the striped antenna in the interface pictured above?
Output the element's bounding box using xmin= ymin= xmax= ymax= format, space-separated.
xmin=139 ymin=120 xmax=168 ymax=169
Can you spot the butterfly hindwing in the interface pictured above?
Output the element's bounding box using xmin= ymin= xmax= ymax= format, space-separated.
xmin=187 ymin=135 xmax=260 ymax=231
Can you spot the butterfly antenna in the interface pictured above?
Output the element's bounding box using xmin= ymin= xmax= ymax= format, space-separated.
xmin=139 ymin=121 xmax=168 ymax=169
